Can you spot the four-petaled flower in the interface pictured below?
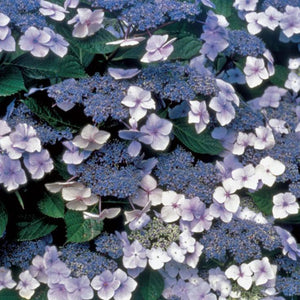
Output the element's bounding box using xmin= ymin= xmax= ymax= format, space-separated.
xmin=244 ymin=56 xmax=269 ymax=88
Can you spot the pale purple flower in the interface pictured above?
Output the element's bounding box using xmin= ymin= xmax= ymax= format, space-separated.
xmin=184 ymin=241 xmax=204 ymax=268
xmin=188 ymin=101 xmax=209 ymax=134
xmin=232 ymin=132 xmax=256 ymax=155
xmin=279 ymin=6 xmax=300 ymax=38
xmin=0 ymin=13 xmax=10 ymax=39
xmin=146 ymin=247 xmax=171 ymax=270
xmin=132 ymin=175 xmax=162 ymax=207
xmin=0 ymin=29 xmax=15 ymax=53
xmin=0 ymin=155 xmax=27 ymax=191
xmin=72 ymin=124 xmax=110 ymax=151
xmin=189 ymin=202 xmax=213 ymax=233
xmin=274 ymin=226 xmax=300 ymax=261
xmin=288 ymin=58 xmax=300 ymax=69
xmin=113 ymin=269 xmax=137 ymax=300
xmin=83 ymin=206 xmax=121 ymax=221
xmin=200 ymin=0 xmax=215 ymax=8
xmin=233 ymin=0 xmax=258 ymax=11
xmin=160 ymin=190 xmax=184 ymax=223
xmin=181 ymin=196 xmax=205 ymax=222
xmin=259 ymin=86 xmax=287 ymax=108
xmin=29 ymin=255 xmax=48 ymax=284
xmin=16 ymin=270 xmax=40 ymax=299
xmin=209 ymin=201 xmax=233 ymax=223
xmin=62 ymin=183 xmax=99 ymax=211
xmin=121 ymin=86 xmax=155 ymax=121
xmin=0 ymin=267 xmax=16 ymax=290
xmin=187 ymin=279 xmax=217 ymax=300
xmin=254 ymin=126 xmax=275 ymax=150
xmin=231 ymin=164 xmax=259 ymax=190
xmin=47 ymin=261 xmax=71 ymax=284
xmin=125 ymin=207 xmax=151 ymax=230
xmin=91 ymin=270 xmax=120 ymax=300
xmin=19 ymin=27 xmax=51 ymax=57
xmin=64 ymin=276 xmax=94 ymax=300
xmin=285 ymin=72 xmax=300 ymax=93
xmin=201 ymin=40 xmax=227 ymax=61
xmin=244 ymin=56 xmax=269 ymax=87
xmin=179 ymin=231 xmax=196 ymax=253
xmin=245 ymin=12 xmax=263 ymax=35
xmin=225 ymin=264 xmax=253 ymax=290
xmin=248 ymin=257 xmax=276 ymax=286
xmin=9 ymin=123 xmax=41 ymax=153
xmin=268 ymin=119 xmax=289 ymax=134
xmin=24 ymin=150 xmax=54 ymax=179
xmin=62 ymin=141 xmax=89 ymax=165
xmin=44 ymin=27 xmax=69 ymax=57
xmin=258 ymin=6 xmax=282 ymax=30
xmin=255 ymin=156 xmax=285 ymax=187
xmin=48 ymin=282 xmax=70 ymax=300
xmin=211 ymin=127 xmax=236 ymax=151
xmin=108 ymin=68 xmax=140 ymax=80
xmin=106 ymin=36 xmax=145 ymax=47
xmin=141 ymin=34 xmax=176 ymax=63
xmin=138 ymin=113 xmax=173 ymax=151
xmin=167 ymin=242 xmax=187 ymax=263
xmin=68 ymin=8 xmax=104 ymax=38
xmin=209 ymin=94 xmax=235 ymax=126
xmin=216 ymin=154 xmax=243 ymax=180
xmin=39 ymin=0 xmax=67 ymax=21
xmin=123 ymin=240 xmax=147 ymax=269
xmin=208 ymin=267 xmax=232 ymax=299
xmin=272 ymin=192 xmax=299 ymax=219
xmin=64 ymin=0 xmax=79 ymax=9
xmin=216 ymin=79 xmax=239 ymax=106
xmin=43 ymin=246 xmax=61 ymax=268
xmin=213 ymin=178 xmax=240 ymax=213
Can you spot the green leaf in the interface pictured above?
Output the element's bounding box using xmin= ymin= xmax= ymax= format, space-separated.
xmin=249 ymin=186 xmax=276 ymax=216
xmin=112 ymin=41 xmax=147 ymax=61
xmin=269 ymin=65 xmax=289 ymax=88
xmin=65 ymin=210 xmax=103 ymax=243
xmin=212 ymin=0 xmax=233 ymax=17
xmin=0 ymin=67 xmax=26 ymax=96
xmin=55 ymin=24 xmax=118 ymax=55
xmin=38 ymin=192 xmax=64 ymax=219
xmin=138 ymin=269 xmax=164 ymax=300
xmin=0 ymin=201 xmax=8 ymax=237
xmin=12 ymin=53 xmax=86 ymax=78
xmin=172 ymin=118 xmax=223 ymax=155
xmin=17 ymin=217 xmax=57 ymax=241
xmin=0 ymin=289 xmax=22 ymax=299
xmin=169 ymin=36 xmax=202 ymax=60
xmin=22 ymin=97 xmax=79 ymax=131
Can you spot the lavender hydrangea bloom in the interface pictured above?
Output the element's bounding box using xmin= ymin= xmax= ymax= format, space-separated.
xmin=16 ymin=270 xmax=40 ymax=299
xmin=47 ymin=261 xmax=71 ymax=284
xmin=249 ymin=257 xmax=276 ymax=286
xmin=19 ymin=26 xmax=51 ymax=57
xmin=0 ymin=13 xmax=15 ymax=52
xmin=68 ymin=8 xmax=104 ymax=38
xmin=23 ymin=150 xmax=53 ymax=179
xmin=64 ymin=0 xmax=79 ymax=9
xmin=244 ymin=56 xmax=269 ymax=87
xmin=122 ymin=240 xmax=147 ymax=269
xmin=0 ymin=267 xmax=16 ymax=290
xmin=39 ymin=0 xmax=68 ymax=21
xmin=64 ymin=276 xmax=94 ymax=300
xmin=48 ymin=281 xmax=70 ymax=300
xmin=188 ymin=101 xmax=210 ymax=134
xmin=44 ymin=27 xmax=69 ymax=57
xmin=29 ymin=255 xmax=48 ymax=284
xmin=138 ymin=113 xmax=173 ymax=151
xmin=113 ymin=269 xmax=137 ymax=300
xmin=91 ymin=270 xmax=120 ymax=300
xmin=62 ymin=141 xmax=89 ymax=165
xmin=272 ymin=192 xmax=299 ymax=219
xmin=141 ymin=35 xmax=176 ymax=63
xmin=0 ymin=155 xmax=27 ymax=191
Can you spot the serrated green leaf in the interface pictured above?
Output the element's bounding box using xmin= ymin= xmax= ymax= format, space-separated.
xmin=249 ymin=186 xmax=275 ymax=216
xmin=169 ymin=36 xmax=202 ymax=60
xmin=17 ymin=217 xmax=57 ymax=241
xmin=0 ymin=201 xmax=8 ymax=238
xmin=38 ymin=192 xmax=64 ymax=219
xmin=212 ymin=0 xmax=233 ymax=17
xmin=55 ymin=24 xmax=118 ymax=55
xmin=139 ymin=269 xmax=164 ymax=300
xmin=0 ymin=289 xmax=22 ymax=299
xmin=269 ymin=65 xmax=289 ymax=88
xmin=0 ymin=67 xmax=26 ymax=96
xmin=22 ymin=97 xmax=79 ymax=131
xmin=172 ymin=118 xmax=223 ymax=155
xmin=65 ymin=210 xmax=103 ymax=243
xmin=12 ymin=53 xmax=86 ymax=78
